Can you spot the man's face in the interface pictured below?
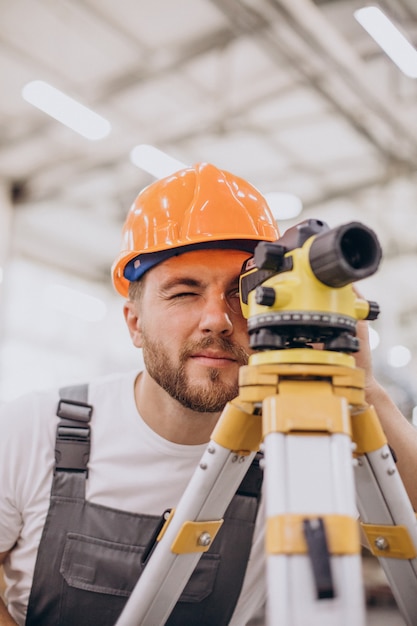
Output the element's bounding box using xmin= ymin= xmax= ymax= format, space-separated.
xmin=128 ymin=249 xmax=252 ymax=412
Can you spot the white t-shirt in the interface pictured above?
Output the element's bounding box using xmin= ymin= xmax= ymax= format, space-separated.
xmin=0 ymin=370 xmax=266 ymax=625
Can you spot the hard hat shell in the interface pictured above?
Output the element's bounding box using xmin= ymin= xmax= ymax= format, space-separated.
xmin=112 ymin=162 xmax=280 ymax=297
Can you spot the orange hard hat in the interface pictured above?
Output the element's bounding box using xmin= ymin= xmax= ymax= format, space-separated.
xmin=112 ymin=162 xmax=280 ymax=297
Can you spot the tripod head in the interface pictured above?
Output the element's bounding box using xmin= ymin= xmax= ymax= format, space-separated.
xmin=239 ymin=219 xmax=382 ymax=353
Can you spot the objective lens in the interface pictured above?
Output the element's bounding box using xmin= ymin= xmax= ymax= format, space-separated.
xmin=309 ymin=222 xmax=382 ymax=287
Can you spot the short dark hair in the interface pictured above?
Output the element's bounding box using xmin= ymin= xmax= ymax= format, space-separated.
xmin=127 ymin=278 xmax=145 ymax=302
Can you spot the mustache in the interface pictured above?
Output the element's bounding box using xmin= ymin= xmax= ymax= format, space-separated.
xmin=180 ymin=336 xmax=249 ymax=366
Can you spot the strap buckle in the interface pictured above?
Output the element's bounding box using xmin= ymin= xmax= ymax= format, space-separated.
xmin=55 ymin=399 xmax=93 ymax=474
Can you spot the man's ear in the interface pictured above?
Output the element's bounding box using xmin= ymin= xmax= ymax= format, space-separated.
xmin=123 ymin=300 xmax=143 ymax=348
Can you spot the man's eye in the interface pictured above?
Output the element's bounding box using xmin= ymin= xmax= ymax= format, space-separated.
xmin=226 ymin=289 xmax=242 ymax=314
xmin=171 ymin=292 xmax=198 ymax=299
xmin=227 ymin=289 xmax=240 ymax=303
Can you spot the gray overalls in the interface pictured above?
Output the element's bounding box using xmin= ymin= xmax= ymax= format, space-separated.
xmin=25 ymin=385 xmax=263 ymax=625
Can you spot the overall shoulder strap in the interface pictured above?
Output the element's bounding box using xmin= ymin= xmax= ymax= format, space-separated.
xmin=236 ymin=451 xmax=263 ymax=500
xmin=55 ymin=384 xmax=93 ymax=475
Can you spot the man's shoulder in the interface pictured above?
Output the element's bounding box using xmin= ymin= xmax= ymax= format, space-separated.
xmin=85 ymin=369 xmax=139 ymax=405
xmin=87 ymin=369 xmax=139 ymax=393
xmin=68 ymin=370 xmax=141 ymax=425
xmin=0 ymin=386 xmax=61 ymax=450
xmin=0 ymin=369 xmax=141 ymax=433
xmin=0 ymin=386 xmax=59 ymax=421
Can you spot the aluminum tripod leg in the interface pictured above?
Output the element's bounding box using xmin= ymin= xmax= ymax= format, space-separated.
xmin=115 ymin=400 xmax=261 ymax=626
xmin=260 ymin=377 xmax=366 ymax=626
xmin=353 ymin=405 xmax=417 ymax=625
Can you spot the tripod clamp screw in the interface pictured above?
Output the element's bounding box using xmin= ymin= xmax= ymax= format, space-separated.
xmin=197 ymin=532 xmax=213 ymax=547
xmin=374 ymin=536 xmax=389 ymax=551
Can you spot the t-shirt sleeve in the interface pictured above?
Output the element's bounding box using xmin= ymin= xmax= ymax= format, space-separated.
xmin=0 ymin=396 xmax=27 ymax=551
xmin=0 ymin=391 xmax=56 ymax=552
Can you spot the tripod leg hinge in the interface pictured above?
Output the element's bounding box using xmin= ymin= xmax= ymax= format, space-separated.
xmin=169 ymin=519 xmax=224 ymax=554
xmin=211 ymin=399 xmax=262 ymax=453
xmin=361 ymin=522 xmax=417 ymax=559
xmin=266 ymin=514 xmax=360 ymax=555
xmin=350 ymin=405 xmax=387 ymax=455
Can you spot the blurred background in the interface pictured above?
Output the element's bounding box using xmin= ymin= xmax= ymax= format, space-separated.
xmin=1 ymin=1 xmax=417 ymax=621
xmin=0 ymin=0 xmax=416 ymax=418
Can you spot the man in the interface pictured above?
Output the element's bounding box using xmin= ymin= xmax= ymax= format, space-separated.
xmin=0 ymin=162 xmax=416 ymax=625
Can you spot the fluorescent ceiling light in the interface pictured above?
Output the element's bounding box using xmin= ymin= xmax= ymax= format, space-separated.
xmin=354 ymin=6 xmax=417 ymax=78
xmin=264 ymin=192 xmax=303 ymax=220
xmin=130 ymin=144 xmax=187 ymax=178
xmin=22 ymin=80 xmax=111 ymax=140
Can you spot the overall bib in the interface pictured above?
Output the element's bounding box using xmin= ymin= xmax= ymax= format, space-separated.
xmin=26 ymin=385 xmax=263 ymax=625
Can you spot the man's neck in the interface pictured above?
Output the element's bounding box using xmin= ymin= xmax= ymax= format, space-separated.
xmin=133 ymin=371 xmax=221 ymax=445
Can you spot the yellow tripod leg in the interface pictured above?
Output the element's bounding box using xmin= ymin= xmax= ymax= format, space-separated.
xmin=352 ymin=405 xmax=417 ymax=624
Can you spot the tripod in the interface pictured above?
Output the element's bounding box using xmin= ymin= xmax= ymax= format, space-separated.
xmin=116 ymin=220 xmax=417 ymax=625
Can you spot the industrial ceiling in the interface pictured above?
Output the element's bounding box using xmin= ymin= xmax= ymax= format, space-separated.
xmin=0 ymin=0 xmax=416 ymax=412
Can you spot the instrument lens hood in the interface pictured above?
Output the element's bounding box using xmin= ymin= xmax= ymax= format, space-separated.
xmin=309 ymin=222 xmax=382 ymax=288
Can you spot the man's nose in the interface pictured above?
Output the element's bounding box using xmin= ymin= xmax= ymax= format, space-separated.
xmin=198 ymin=293 xmax=234 ymax=335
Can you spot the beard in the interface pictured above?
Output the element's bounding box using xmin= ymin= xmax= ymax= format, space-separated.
xmin=141 ymin=333 xmax=249 ymax=413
